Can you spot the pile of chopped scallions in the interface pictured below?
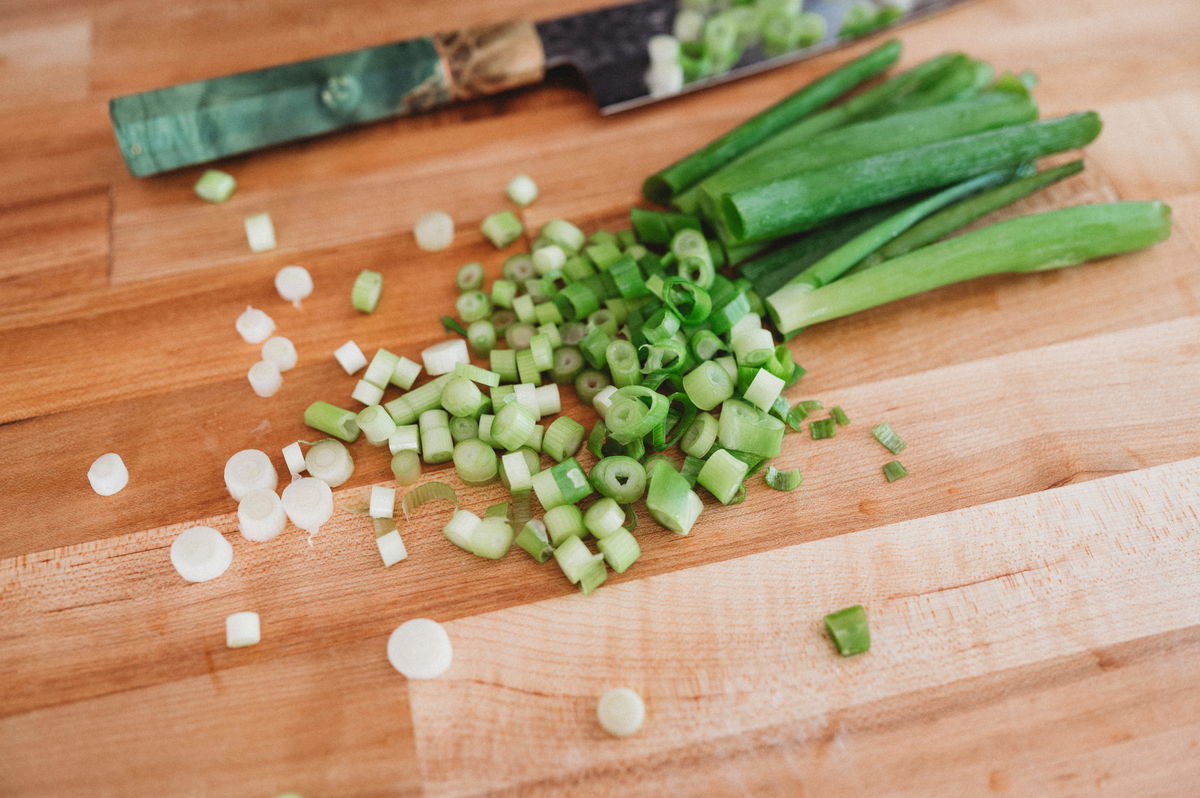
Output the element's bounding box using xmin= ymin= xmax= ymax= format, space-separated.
xmin=288 ymin=39 xmax=1170 ymax=597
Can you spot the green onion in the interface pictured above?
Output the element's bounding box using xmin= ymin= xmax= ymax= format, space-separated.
xmin=515 ymin=519 xmax=554 ymax=562
xmin=553 ymin=535 xmax=604 ymax=586
xmin=516 ymin=348 xmax=540 ymax=385
xmin=870 ymin=422 xmax=906 ymax=454
xmin=646 ymin=460 xmax=704 ymax=535
xmin=443 ymin=508 xmax=481 ymax=552
xmin=630 ymin=207 xmax=701 ymax=244
xmin=440 ymin=376 xmax=484 ymax=418
xmin=550 ymin=346 xmax=585 ymax=385
xmin=448 ymin=416 xmax=479 ymax=443
xmin=681 ymin=361 xmax=735 ymax=412
xmin=589 ymin=456 xmax=647 ymax=504
xmin=453 ymin=362 xmax=500 ymax=388
xmin=697 ymin=448 xmax=749 ymax=505
xmin=452 ymin=438 xmax=498 ymax=486
xmin=455 ymin=290 xmax=492 ymax=323
xmin=642 ymin=40 xmax=901 ymax=204
xmin=533 ymin=244 xmax=567 ymax=275
xmin=721 ymin=112 xmax=1103 ymax=244
xmin=603 ymin=339 xmax=639 ymax=387
xmin=543 ymin=417 xmax=586 ymax=462
xmin=540 ymin=219 xmax=586 ymax=253
xmin=194 ymin=169 xmax=237 ymax=203
xmin=810 ymin=418 xmax=837 ymax=440
xmin=499 ymin=448 xmax=539 ymax=492
xmin=575 ymin=370 xmax=611 ymax=405
xmin=490 ymin=349 xmax=518 ymax=383
xmin=391 ymin=356 xmax=423 ymax=390
xmin=767 ymin=201 xmax=1171 ymax=335
xmin=401 ymin=480 xmax=459 ymax=520
xmin=689 ymin=330 xmax=726 ymax=362
xmin=419 ymin=409 xmax=454 ymax=464
xmin=362 ymin=349 xmax=399 ymax=390
xmin=831 ymin=406 xmax=850 ymax=426
xmin=680 ymin=411 xmax=718 ymax=458
xmin=764 ymin=465 xmax=803 ymax=491
xmin=605 ymin=386 xmax=669 ymax=445
xmin=388 ymin=425 xmax=420 ymax=454
xmin=742 ymin=369 xmax=785 ymax=413
xmin=390 ymin=450 xmax=421 ymax=485
xmin=441 ymin=315 xmax=469 ymax=337
xmin=491 ymin=279 xmax=518 ymax=309
xmin=469 ymin=517 xmax=514 ymax=559
xmin=536 ymin=384 xmax=561 ymax=416
xmin=532 ymin=457 xmax=593 ymax=510
xmin=304 ymin=401 xmax=361 ymax=443
xmin=357 ymin=405 xmax=397 ymax=446
xmin=507 ymin=174 xmax=538 ymax=206
xmin=351 ymin=270 xmax=383 ymax=313
xmin=545 ymin=504 xmax=586 ymax=546
xmin=493 ymin=402 xmax=537 ymax=452
xmin=482 ymin=210 xmax=524 ymax=248
xmin=824 ymin=605 xmax=870 ymax=656
xmin=596 ymin=528 xmax=640 ymax=573
xmin=718 ymin=399 xmax=784 ymax=458
xmin=583 ymin=497 xmax=626 ymax=539
xmin=882 ymin=459 xmax=908 ymax=482
xmin=456 ymin=262 xmax=485 ymax=292
xmin=663 ymin=279 xmax=712 ymax=324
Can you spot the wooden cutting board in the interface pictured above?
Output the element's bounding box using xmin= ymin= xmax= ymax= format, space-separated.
xmin=2 ymin=0 xmax=1199 ymax=795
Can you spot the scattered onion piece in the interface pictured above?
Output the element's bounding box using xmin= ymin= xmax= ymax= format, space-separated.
xmin=225 ymin=611 xmax=261 ymax=648
xmin=387 ymin=618 xmax=453 ymax=679
xmin=274 ymin=265 xmax=313 ymax=307
xmin=401 ymin=481 xmax=458 ymax=520
xmin=597 ymin=687 xmax=646 ymax=737
xmin=236 ymin=306 xmax=275 ymax=344
xmin=170 ymin=526 xmax=233 ymax=583
xmin=281 ymin=477 xmax=333 ymax=535
xmin=247 ymin=360 xmax=282 ymax=397
xmin=261 ymin=336 xmax=297 ymax=371
xmin=237 ymin=489 xmax=286 ymax=542
xmin=87 ymin=452 xmax=129 ymax=496
xmin=224 ymin=449 xmax=278 ymax=501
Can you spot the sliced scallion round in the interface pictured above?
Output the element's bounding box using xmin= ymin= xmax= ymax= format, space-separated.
xmin=391 ymin=450 xmax=421 ymax=485
xmin=507 ymin=174 xmax=539 ymax=207
xmin=274 ymin=265 xmax=312 ymax=307
xmin=87 ymin=452 xmax=129 ymax=496
xmin=414 ymin=211 xmax=454 ymax=251
xmin=352 ymin=269 xmax=383 ymax=313
xmin=304 ymin=439 xmax=354 ymax=487
xmin=237 ymin=488 xmax=286 ymax=541
xmin=224 ymin=449 xmax=278 ymax=501
xmin=597 ymin=687 xmax=645 ymax=737
xmin=235 ymin=306 xmax=275 ymax=344
xmin=589 ymin=456 xmax=647 ymax=504
xmin=170 ymin=526 xmax=233 ymax=582
xmin=453 ymin=439 xmax=499 ymax=486
xmin=282 ymin=477 xmax=334 ymax=535
xmin=261 ymin=336 xmax=297 ymax=371
xmin=387 ymin=618 xmax=453 ymax=679
xmin=247 ymin=360 xmax=282 ymax=397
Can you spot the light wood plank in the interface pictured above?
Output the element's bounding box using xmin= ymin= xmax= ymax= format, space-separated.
xmin=407 ymin=458 xmax=1200 ymax=796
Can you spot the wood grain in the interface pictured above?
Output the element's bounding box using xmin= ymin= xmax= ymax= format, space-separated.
xmin=1 ymin=0 xmax=1199 ymax=794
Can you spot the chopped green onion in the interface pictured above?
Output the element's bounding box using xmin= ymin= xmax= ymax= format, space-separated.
xmin=515 ymin=519 xmax=554 ymax=562
xmin=506 ymin=321 xmax=536 ymax=349
xmin=605 ymin=386 xmax=669 ymax=445
xmin=455 ymin=290 xmax=492 ymax=323
xmin=490 ymin=349 xmax=518 ymax=383
xmin=689 ymin=329 xmax=726 ymax=362
xmin=871 ymin=422 xmax=906 ymax=454
xmin=493 ymin=402 xmax=537 ymax=452
xmin=418 ymin=409 xmax=454 ymax=464
xmin=742 ymin=369 xmax=785 ymax=412
xmin=236 ymin=306 xmax=276 ymax=344
xmin=682 ymin=361 xmax=735 ymax=411
xmin=824 ymin=605 xmax=870 ymax=656
xmin=456 ymin=261 xmax=485 ymax=292
xmin=391 ymin=356 xmax=422 ymax=390
xmin=441 ymin=315 xmax=469 ymax=337
xmin=401 ymin=481 xmax=458 ymax=520
xmin=449 ymin=416 xmax=478 ymax=443
xmin=507 ymin=174 xmax=539 ymax=206
xmin=697 ymin=449 xmax=749 ymax=505
xmin=544 ymin=417 xmax=586 ymax=462
xmin=532 ymin=457 xmax=593 ymax=510
xmin=274 ymin=265 xmax=313 ymax=308
xmin=575 ymin=370 xmax=611 ymax=405
xmin=390 ymin=450 xmax=421 ymax=484
xmin=469 ymin=517 xmax=514 ymax=559
xmin=595 ymin=528 xmax=640 ymax=573
xmin=718 ymin=399 xmax=784 ymax=458
xmin=440 ymin=376 xmax=484 ymax=418
xmin=680 ymin=411 xmax=718 ymax=458
xmin=304 ymin=439 xmax=354 ymax=487
xmin=583 ymin=497 xmax=627 ymax=539
xmin=882 ymin=460 xmax=908 ymax=482
xmin=541 ymin=219 xmax=586 ymax=253
xmin=481 ymin=210 xmax=524 ymax=249
xmin=646 ymin=460 xmax=704 ymax=535
xmin=590 ymin=456 xmax=649 ymax=505
xmin=357 ymin=405 xmax=398 ymax=445
xmin=500 ymin=450 xmax=536 ymax=492
xmin=243 ymin=213 xmax=277 ymax=252
xmin=388 ymin=425 xmax=420 ymax=454
xmin=544 ymin=504 xmax=586 ymax=546
xmin=414 ymin=211 xmax=454 ymax=251
xmin=443 ymin=508 xmax=482 ymax=552
xmin=512 ymin=294 xmax=537 ymax=325
xmin=679 ymin=455 xmax=705 ymax=487
xmin=516 ymin=348 xmax=540 ymax=385
xmin=533 ymin=244 xmax=567 ymax=275
xmin=764 ymin=465 xmax=803 ymax=491
xmin=452 ymin=438 xmax=498 ymax=486
xmin=194 ymin=169 xmax=236 ymax=203
xmin=280 ymin=478 xmax=334 ymax=537
xmin=304 ymin=401 xmax=361 ymax=443
xmin=831 ymin=406 xmax=850 ymax=426
xmin=247 ymin=360 xmax=282 ymax=397
xmin=550 ymin=347 xmax=585 ymax=384
xmin=453 ymin=362 xmax=501 ymax=387
xmin=732 ymin=326 xmax=774 ymax=367
xmin=350 ymin=270 xmax=383 ymax=314
xmin=360 ymin=349 xmax=398 ymax=390
xmin=553 ymin=535 xmax=603 ymax=586
xmin=422 ymin=339 xmax=469 ymax=376
xmin=810 ymin=418 xmax=837 ymax=440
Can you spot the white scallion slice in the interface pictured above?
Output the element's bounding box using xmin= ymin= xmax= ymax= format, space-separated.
xmin=414 ymin=211 xmax=455 ymax=251
xmin=304 ymin=439 xmax=354 ymax=487
xmin=237 ymin=488 xmax=286 ymax=542
xmin=392 ymin=356 xmax=423 ymax=390
xmin=388 ymin=425 xmax=420 ymax=455
xmin=170 ymin=526 xmax=234 ymax=583
xmin=369 ymin=485 xmax=396 ymax=519
xmin=387 ymin=618 xmax=453 ymax=679
xmin=281 ymin=442 xmax=306 ymax=477
xmin=225 ymin=611 xmax=261 ymax=648
xmin=87 ymin=452 xmax=128 ymax=496
xmin=243 ymin=213 xmax=277 ymax=252
xmin=535 ymin=383 xmax=561 ymax=416
xmin=194 ymin=169 xmax=236 ymax=203
xmin=442 ymin=508 xmax=481 ymax=551
xmin=742 ymin=369 xmax=785 ymax=412
xmin=281 ymin=477 xmax=334 ymax=535
xmin=648 ymin=34 xmax=680 ymax=64
xmin=247 ymin=360 xmax=282 ymax=397
xmin=532 ymin=244 xmax=566 ymax=275
xmin=593 ymin=385 xmax=619 ymax=419
xmin=507 ymin=174 xmax=538 ymax=207
xmin=235 ymin=306 xmax=275 ymax=344
xmin=261 ymin=336 xmax=297 ymax=371
xmin=421 ymin=339 xmax=469 ymax=376
xmin=645 ymin=61 xmax=684 ymax=98
xmin=223 ymin=449 xmax=278 ymax=501
xmin=351 ymin=379 xmax=385 ymax=406
xmin=597 ymin=687 xmax=645 ymax=737
xmin=673 ymin=8 xmax=705 ymax=41
xmin=274 ymin=265 xmax=313 ymax=307
xmin=334 ymin=340 xmax=368 ymax=374
xmin=373 ymin=518 xmax=408 ymax=566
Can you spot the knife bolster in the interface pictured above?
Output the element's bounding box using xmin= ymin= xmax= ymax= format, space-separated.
xmin=433 ymin=20 xmax=546 ymax=100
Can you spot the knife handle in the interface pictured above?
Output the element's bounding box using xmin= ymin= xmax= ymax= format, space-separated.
xmin=110 ymin=20 xmax=546 ymax=177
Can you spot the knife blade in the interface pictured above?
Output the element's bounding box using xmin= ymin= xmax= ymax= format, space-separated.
xmin=110 ymin=0 xmax=971 ymax=177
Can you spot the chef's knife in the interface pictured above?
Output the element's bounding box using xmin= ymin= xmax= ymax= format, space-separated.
xmin=109 ymin=0 xmax=970 ymax=177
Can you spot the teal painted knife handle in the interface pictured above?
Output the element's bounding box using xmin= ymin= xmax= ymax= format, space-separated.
xmin=110 ymin=20 xmax=546 ymax=177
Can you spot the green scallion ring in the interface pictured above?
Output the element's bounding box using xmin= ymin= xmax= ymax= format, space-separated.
xmin=589 ymin=456 xmax=647 ymax=504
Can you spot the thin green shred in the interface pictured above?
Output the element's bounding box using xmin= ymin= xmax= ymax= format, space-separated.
xmin=871 ymin=422 xmax=907 ymax=454
xmin=765 ymin=465 xmax=803 ymax=491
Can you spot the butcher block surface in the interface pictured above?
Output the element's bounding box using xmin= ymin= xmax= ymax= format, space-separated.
xmin=2 ymin=0 xmax=1199 ymax=795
